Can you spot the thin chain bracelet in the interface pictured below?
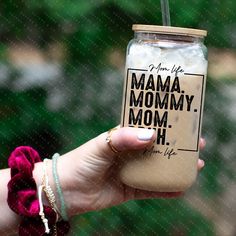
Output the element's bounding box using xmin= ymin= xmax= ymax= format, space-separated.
xmin=43 ymin=158 xmax=62 ymax=235
xmin=43 ymin=159 xmax=61 ymax=217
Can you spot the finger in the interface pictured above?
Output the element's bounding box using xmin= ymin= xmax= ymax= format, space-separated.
xmin=94 ymin=127 xmax=156 ymax=158
xmin=198 ymin=138 xmax=206 ymax=170
xmin=199 ymin=138 xmax=206 ymax=150
xmin=197 ymin=159 xmax=205 ymax=170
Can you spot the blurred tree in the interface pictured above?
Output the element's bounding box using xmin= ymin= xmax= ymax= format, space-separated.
xmin=0 ymin=87 xmax=66 ymax=168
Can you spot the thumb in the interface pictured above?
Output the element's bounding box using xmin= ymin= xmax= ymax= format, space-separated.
xmin=92 ymin=127 xmax=156 ymax=159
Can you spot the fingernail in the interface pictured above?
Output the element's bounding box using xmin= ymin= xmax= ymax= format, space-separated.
xmin=137 ymin=129 xmax=155 ymax=141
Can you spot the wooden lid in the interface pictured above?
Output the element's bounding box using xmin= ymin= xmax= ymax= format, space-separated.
xmin=132 ymin=24 xmax=207 ymax=37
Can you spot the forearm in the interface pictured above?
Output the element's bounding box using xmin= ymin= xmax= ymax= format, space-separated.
xmin=0 ymin=169 xmax=20 ymax=235
xmin=0 ymin=130 xmax=111 ymax=235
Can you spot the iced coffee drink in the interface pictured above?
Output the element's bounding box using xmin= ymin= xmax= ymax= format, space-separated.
xmin=120 ymin=25 xmax=208 ymax=192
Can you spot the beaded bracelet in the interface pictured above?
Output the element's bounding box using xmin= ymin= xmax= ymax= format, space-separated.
xmin=7 ymin=146 xmax=70 ymax=236
xmin=52 ymin=153 xmax=69 ymax=221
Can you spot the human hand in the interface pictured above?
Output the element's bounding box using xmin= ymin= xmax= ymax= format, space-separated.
xmin=35 ymin=127 xmax=205 ymax=218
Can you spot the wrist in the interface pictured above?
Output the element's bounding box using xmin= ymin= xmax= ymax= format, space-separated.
xmin=33 ymin=154 xmax=81 ymax=218
xmin=57 ymin=152 xmax=86 ymax=217
xmin=58 ymin=148 xmax=100 ymax=217
xmin=33 ymin=149 xmax=95 ymax=218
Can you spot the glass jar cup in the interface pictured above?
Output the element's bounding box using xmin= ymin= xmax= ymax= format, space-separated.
xmin=120 ymin=25 xmax=208 ymax=192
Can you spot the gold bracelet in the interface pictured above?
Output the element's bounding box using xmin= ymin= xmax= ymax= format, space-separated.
xmin=42 ymin=158 xmax=61 ymax=235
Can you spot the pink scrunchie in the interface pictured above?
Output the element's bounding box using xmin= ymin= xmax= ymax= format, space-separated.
xmin=7 ymin=146 xmax=70 ymax=235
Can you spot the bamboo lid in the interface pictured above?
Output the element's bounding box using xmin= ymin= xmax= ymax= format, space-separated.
xmin=132 ymin=24 xmax=207 ymax=37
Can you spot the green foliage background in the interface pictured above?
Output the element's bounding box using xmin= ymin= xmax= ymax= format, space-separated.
xmin=0 ymin=0 xmax=236 ymax=235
